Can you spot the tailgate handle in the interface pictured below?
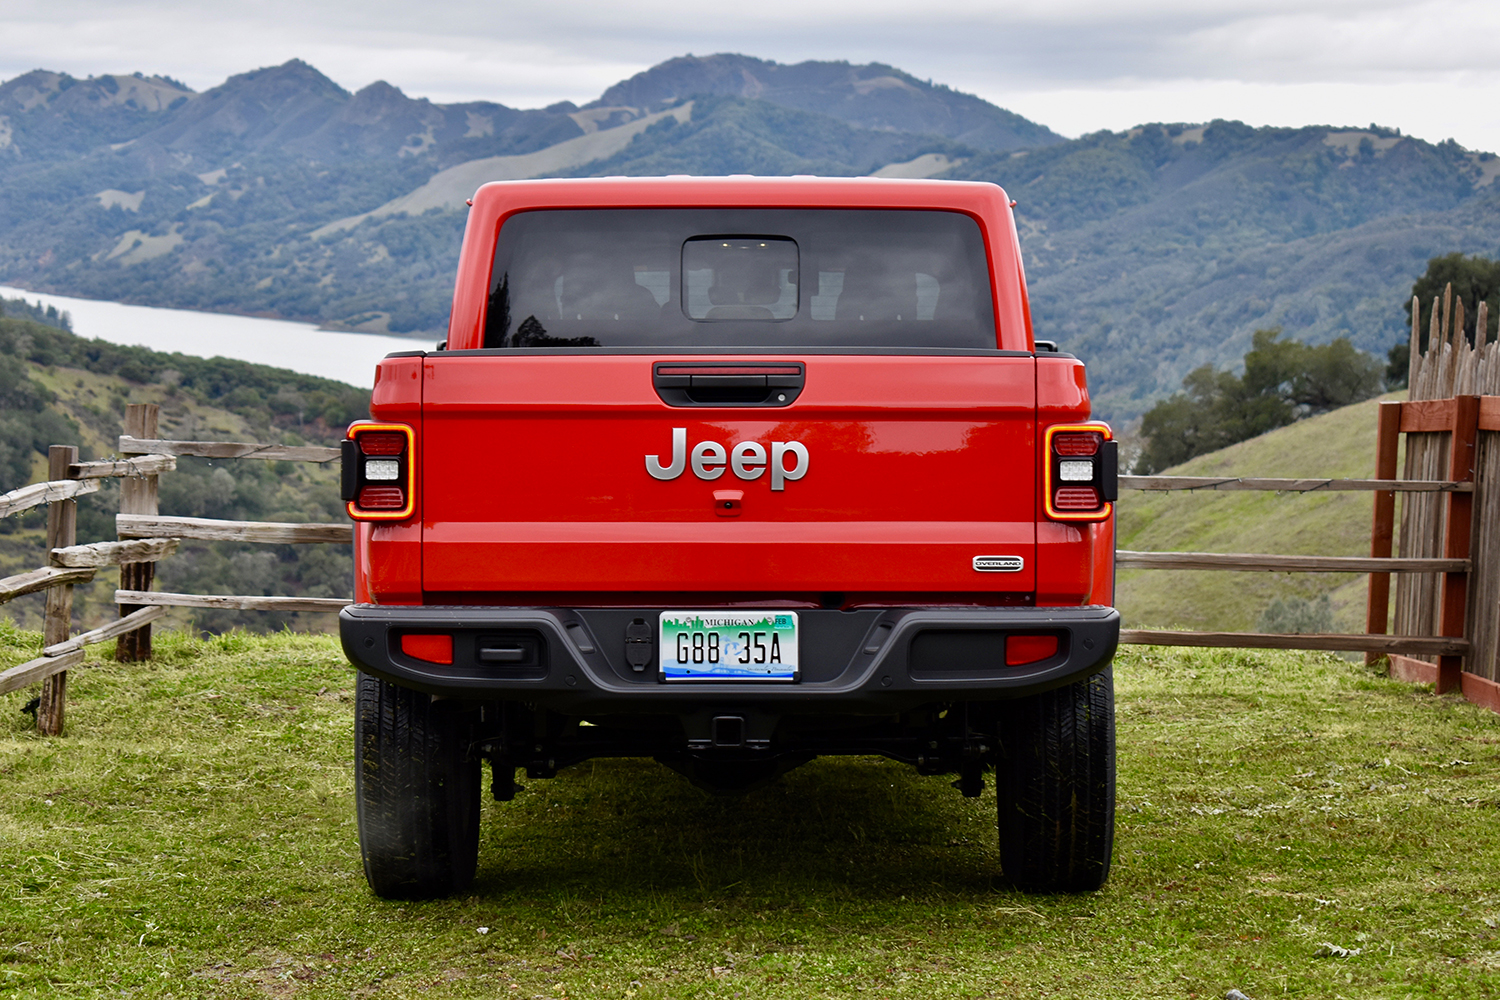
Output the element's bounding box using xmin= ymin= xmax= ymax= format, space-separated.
xmin=653 ymin=363 xmax=804 ymax=407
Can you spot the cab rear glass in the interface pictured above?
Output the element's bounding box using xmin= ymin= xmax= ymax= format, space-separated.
xmin=483 ymin=209 xmax=996 ymax=349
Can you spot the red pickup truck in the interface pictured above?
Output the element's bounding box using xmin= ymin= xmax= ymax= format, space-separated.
xmin=339 ymin=176 xmax=1119 ymax=899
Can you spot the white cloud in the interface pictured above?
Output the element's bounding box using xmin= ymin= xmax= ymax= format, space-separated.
xmin=2 ymin=0 xmax=1499 ymax=150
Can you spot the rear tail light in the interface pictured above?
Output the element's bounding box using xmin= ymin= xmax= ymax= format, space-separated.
xmin=1006 ymin=634 xmax=1060 ymax=666
xmin=343 ymin=422 xmax=415 ymax=521
xmin=1044 ymin=423 xmax=1116 ymax=522
xmin=401 ymin=634 xmax=453 ymax=665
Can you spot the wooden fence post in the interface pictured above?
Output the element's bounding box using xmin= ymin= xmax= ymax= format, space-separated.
xmin=116 ymin=404 xmax=160 ymax=662
xmin=1366 ymin=400 xmax=1404 ymax=665
xmin=37 ymin=445 xmax=78 ymax=736
xmin=1437 ymin=395 xmax=1482 ymax=693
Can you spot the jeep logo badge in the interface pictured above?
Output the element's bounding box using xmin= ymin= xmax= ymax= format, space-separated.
xmin=973 ymin=555 xmax=1024 ymax=573
xmin=647 ymin=427 xmax=808 ymax=491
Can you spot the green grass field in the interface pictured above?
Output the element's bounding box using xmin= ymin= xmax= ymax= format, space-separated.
xmin=4 ymin=626 xmax=1500 ymax=998
xmin=1116 ymin=393 xmax=1404 ymax=634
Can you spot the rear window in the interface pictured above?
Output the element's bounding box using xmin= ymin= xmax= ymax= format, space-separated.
xmin=483 ymin=209 xmax=995 ymax=349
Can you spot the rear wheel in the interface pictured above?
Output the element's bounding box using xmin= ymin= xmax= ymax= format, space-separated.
xmin=355 ymin=672 xmax=481 ymax=899
xmin=997 ymin=667 xmax=1115 ymax=892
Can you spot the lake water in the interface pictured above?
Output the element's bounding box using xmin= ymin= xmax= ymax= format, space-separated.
xmin=0 ymin=286 xmax=432 ymax=388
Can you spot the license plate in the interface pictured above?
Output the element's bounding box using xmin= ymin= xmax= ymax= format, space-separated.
xmin=658 ymin=611 xmax=799 ymax=681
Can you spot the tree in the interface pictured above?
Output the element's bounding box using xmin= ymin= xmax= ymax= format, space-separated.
xmin=1390 ymin=254 xmax=1500 ymax=388
xmin=1134 ymin=329 xmax=1383 ymax=474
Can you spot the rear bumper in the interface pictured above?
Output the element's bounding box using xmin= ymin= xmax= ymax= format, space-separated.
xmin=339 ymin=604 xmax=1119 ymax=713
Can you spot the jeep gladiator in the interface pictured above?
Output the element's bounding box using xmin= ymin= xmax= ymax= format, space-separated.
xmin=339 ymin=176 xmax=1119 ymax=898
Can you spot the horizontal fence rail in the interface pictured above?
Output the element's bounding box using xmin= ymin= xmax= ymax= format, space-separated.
xmin=69 ymin=455 xmax=177 ymax=479
xmin=0 ymin=479 xmax=100 ymax=519
xmin=1119 ymin=475 xmax=1472 ymax=493
xmin=1115 ymin=551 xmax=1469 ymax=573
xmin=0 ymin=566 xmax=96 ymax=604
xmin=1118 ymin=629 xmax=1470 ymax=656
xmin=117 ymin=514 xmax=353 ymax=545
xmin=50 ymin=538 xmax=180 ymax=568
xmin=114 ymin=590 xmax=351 ymax=613
xmin=119 ymin=436 xmax=340 ymax=463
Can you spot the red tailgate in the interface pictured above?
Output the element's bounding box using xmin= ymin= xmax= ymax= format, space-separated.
xmin=419 ymin=353 xmax=1035 ymax=603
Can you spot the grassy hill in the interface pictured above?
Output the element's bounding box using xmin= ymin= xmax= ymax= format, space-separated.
xmin=1115 ymin=392 xmax=1402 ymax=633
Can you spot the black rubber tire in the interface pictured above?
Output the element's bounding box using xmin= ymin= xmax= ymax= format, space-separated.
xmin=997 ymin=667 xmax=1115 ymax=892
xmin=355 ymin=672 xmax=480 ymax=899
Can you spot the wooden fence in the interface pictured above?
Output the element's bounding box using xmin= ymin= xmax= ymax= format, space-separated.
xmin=0 ymin=403 xmax=351 ymax=734
xmin=5 ymin=337 xmax=1500 ymax=734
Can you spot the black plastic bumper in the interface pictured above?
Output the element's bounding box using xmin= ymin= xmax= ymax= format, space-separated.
xmin=340 ymin=605 xmax=1119 ymax=714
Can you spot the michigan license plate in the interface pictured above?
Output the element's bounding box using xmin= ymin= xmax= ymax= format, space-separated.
xmin=659 ymin=611 xmax=799 ymax=681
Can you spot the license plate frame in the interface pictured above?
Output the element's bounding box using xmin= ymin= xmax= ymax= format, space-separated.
xmin=658 ymin=611 xmax=800 ymax=681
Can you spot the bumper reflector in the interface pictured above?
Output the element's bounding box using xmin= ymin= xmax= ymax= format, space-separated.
xmin=401 ymin=634 xmax=453 ymax=665
xmin=1006 ymin=634 xmax=1059 ymax=666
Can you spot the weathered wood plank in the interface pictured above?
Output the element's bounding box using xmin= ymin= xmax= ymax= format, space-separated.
xmin=43 ymin=606 xmax=167 ymax=657
xmin=1365 ymin=400 xmax=1404 ymax=665
xmin=51 ymin=537 xmax=180 ymax=568
xmin=117 ymin=514 xmax=353 ymax=544
xmin=0 ymin=566 xmax=96 ymax=605
xmin=0 ymin=478 xmax=100 ymax=519
xmin=0 ymin=649 xmax=86 ymax=697
xmin=38 ymin=445 xmax=78 ymax=735
xmin=118 ymin=436 xmax=340 ymax=463
xmin=1480 ymin=395 xmax=1500 ymax=432
xmin=1115 ymin=551 xmax=1468 ymax=573
xmin=69 ymin=454 xmax=176 ymax=479
xmin=1118 ymin=629 xmax=1469 ymax=656
xmin=1118 ymin=475 xmax=1471 ymax=493
xmin=114 ymin=590 xmax=350 ymax=613
xmin=117 ymin=403 xmax=160 ymax=663
xmin=1401 ymin=398 xmax=1458 ymax=433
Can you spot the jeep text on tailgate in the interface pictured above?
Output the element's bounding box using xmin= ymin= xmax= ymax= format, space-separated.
xmin=339 ymin=177 xmax=1120 ymax=898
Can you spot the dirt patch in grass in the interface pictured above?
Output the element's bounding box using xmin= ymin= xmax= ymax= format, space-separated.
xmin=3 ymin=627 xmax=1500 ymax=997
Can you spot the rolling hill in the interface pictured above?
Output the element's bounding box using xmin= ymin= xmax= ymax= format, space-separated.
xmin=2 ymin=53 xmax=1498 ymax=420
xmin=1115 ymin=392 xmax=1400 ymax=633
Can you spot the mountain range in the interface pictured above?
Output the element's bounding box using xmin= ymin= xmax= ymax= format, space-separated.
xmin=1 ymin=52 xmax=1497 ymax=420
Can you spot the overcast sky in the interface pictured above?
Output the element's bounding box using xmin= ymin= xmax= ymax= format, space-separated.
xmin=4 ymin=0 xmax=1499 ymax=152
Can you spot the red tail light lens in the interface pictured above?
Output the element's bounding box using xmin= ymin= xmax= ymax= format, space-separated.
xmin=359 ymin=432 xmax=406 ymax=456
xmin=1053 ymin=432 xmax=1102 ymax=457
xmin=1006 ymin=634 xmax=1059 ymax=666
xmin=357 ymin=486 xmax=406 ymax=509
xmin=1053 ymin=487 xmax=1102 ymax=510
xmin=401 ymin=634 xmax=453 ymax=665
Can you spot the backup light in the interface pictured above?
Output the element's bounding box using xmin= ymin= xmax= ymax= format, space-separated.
xmin=1058 ymin=459 xmax=1094 ymax=482
xmin=364 ymin=459 xmax=400 ymax=481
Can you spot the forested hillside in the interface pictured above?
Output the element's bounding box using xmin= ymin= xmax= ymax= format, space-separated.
xmin=0 ymin=308 xmax=368 ymax=634
xmin=2 ymin=53 xmax=1498 ymax=419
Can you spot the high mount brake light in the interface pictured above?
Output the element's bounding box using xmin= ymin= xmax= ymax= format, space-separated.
xmin=345 ymin=422 xmax=416 ymax=521
xmin=1043 ymin=423 xmax=1115 ymax=522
